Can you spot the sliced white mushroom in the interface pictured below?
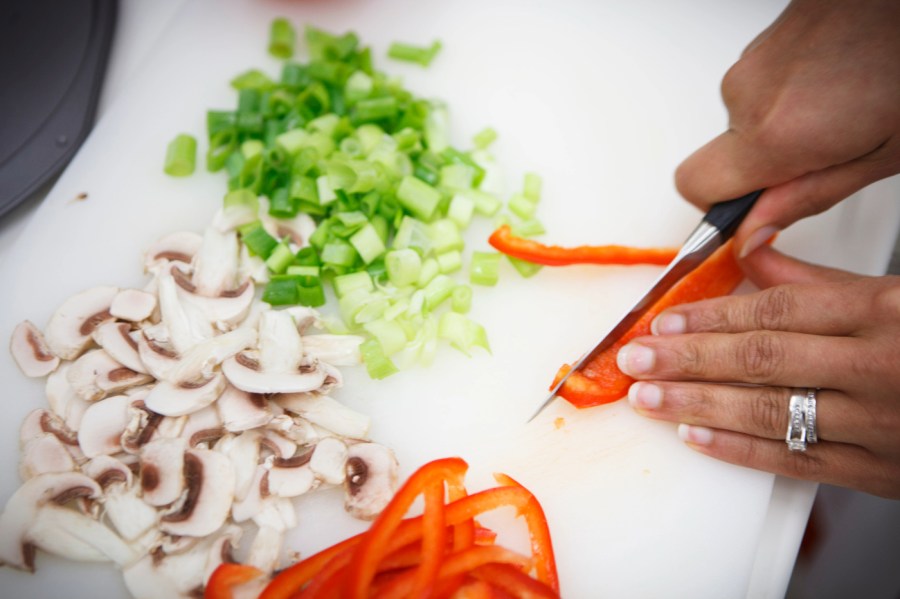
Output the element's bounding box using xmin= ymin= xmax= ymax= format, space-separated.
xmin=122 ymin=400 xmax=170 ymax=454
xmin=10 ymin=320 xmax=60 ymax=377
xmin=276 ymin=393 xmax=370 ymax=439
xmin=258 ymin=309 xmax=303 ymax=373
xmin=144 ymin=230 xmax=203 ymax=272
xmin=92 ymin=322 xmax=147 ymax=374
xmin=159 ymin=448 xmax=235 ymax=537
xmin=190 ymin=227 xmax=241 ymax=297
xmin=136 ymin=323 xmax=180 ymax=381
xmin=264 ymin=449 xmax=317 ymax=498
xmin=19 ymin=433 xmax=77 ymax=480
xmin=139 ymin=437 xmax=187 ymax=507
xmin=28 ymin=504 xmax=140 ymax=567
xmin=217 ymin=384 xmax=273 ymax=432
xmin=144 ymin=373 xmax=226 ymax=417
xmin=179 ymin=404 xmax=225 ymax=447
xmin=175 ymin=271 xmax=255 ymax=327
xmin=231 ymin=465 xmax=267 ymax=523
xmin=222 ymin=352 xmax=327 ymax=394
xmin=0 ymin=471 xmax=103 ymax=571
xmin=110 ymin=288 xmax=158 ymax=322
xmin=68 ymin=348 xmax=153 ymax=401
xmin=301 ymin=334 xmax=364 ymax=366
xmin=246 ymin=498 xmax=296 ymax=573
xmin=260 ymin=429 xmax=297 ymax=460
xmin=216 ymin=430 xmax=261 ymax=502
xmin=157 ymin=267 xmax=214 ymax=354
xmin=44 ymin=286 xmax=118 ymax=360
xmin=84 ymin=456 xmax=158 ymax=542
xmin=165 ymin=326 xmax=257 ymax=385
xmin=77 ymin=394 xmax=133 ymax=458
xmin=46 ymin=363 xmax=91 ymax=431
xmin=344 ymin=442 xmax=399 ymax=520
xmin=309 ymin=437 xmax=349 ymax=485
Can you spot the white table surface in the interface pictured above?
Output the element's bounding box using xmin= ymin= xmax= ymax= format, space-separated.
xmin=1 ymin=1 xmax=896 ymax=597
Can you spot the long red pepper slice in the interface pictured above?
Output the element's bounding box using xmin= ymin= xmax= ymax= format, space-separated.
xmin=203 ymin=563 xmax=264 ymax=599
xmin=554 ymin=240 xmax=745 ymax=407
xmin=488 ymin=225 xmax=678 ymax=266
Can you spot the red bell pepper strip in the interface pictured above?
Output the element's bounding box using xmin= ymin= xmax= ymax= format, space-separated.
xmin=488 ymin=225 xmax=678 ymax=267
xmin=471 ymin=563 xmax=559 ymax=599
xmin=204 ymin=563 xmax=264 ymax=599
xmin=554 ymin=240 xmax=746 ymax=407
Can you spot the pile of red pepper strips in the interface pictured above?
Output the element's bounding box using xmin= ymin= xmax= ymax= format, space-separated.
xmin=205 ymin=457 xmax=559 ymax=598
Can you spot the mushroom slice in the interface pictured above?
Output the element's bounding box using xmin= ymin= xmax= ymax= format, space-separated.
xmin=84 ymin=456 xmax=158 ymax=542
xmin=264 ymin=449 xmax=317 ymax=498
xmin=19 ymin=433 xmax=76 ymax=480
xmin=139 ymin=437 xmax=187 ymax=507
xmin=44 ymin=286 xmax=118 ymax=360
xmin=0 ymin=471 xmax=102 ymax=571
xmin=275 ymin=393 xmax=370 ymax=439
xmin=246 ymin=498 xmax=296 ymax=573
xmin=309 ymin=437 xmax=349 ymax=485
xmin=301 ymin=334 xmax=364 ymax=366
xmin=159 ymin=448 xmax=235 ymax=538
xmin=93 ymin=322 xmax=147 ymax=374
xmin=190 ymin=227 xmax=241 ymax=297
xmin=21 ymin=408 xmax=80 ymax=449
xmin=110 ymin=288 xmax=158 ymax=322
xmin=217 ymin=430 xmax=261 ymax=502
xmin=217 ymin=385 xmax=272 ymax=432
xmin=68 ymin=348 xmax=153 ymax=401
xmin=46 ymin=363 xmax=91 ymax=431
xmin=78 ymin=394 xmax=133 ymax=458
xmin=157 ymin=266 xmax=215 ymax=354
xmin=122 ymin=400 xmax=167 ymax=454
xmin=223 ymin=352 xmax=327 ymax=394
xmin=344 ymin=442 xmax=399 ymax=520
xmin=136 ymin=323 xmax=180 ymax=381
xmin=262 ymin=208 xmax=315 ymax=249
xmin=231 ymin=465 xmax=267 ymax=523
xmin=144 ymin=374 xmax=226 ymax=417
xmin=10 ymin=320 xmax=60 ymax=377
xmin=28 ymin=504 xmax=140 ymax=567
xmin=179 ymin=404 xmax=225 ymax=447
xmin=176 ymin=275 xmax=256 ymax=327
xmin=144 ymin=230 xmax=203 ymax=272
xmin=165 ymin=326 xmax=257 ymax=385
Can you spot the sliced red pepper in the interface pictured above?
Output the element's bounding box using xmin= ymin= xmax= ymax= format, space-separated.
xmin=204 ymin=563 xmax=264 ymax=599
xmin=488 ymin=225 xmax=678 ymax=266
xmin=471 ymin=563 xmax=559 ymax=599
xmin=554 ymin=240 xmax=746 ymax=407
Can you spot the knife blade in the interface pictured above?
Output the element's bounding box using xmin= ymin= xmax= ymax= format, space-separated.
xmin=527 ymin=189 xmax=764 ymax=422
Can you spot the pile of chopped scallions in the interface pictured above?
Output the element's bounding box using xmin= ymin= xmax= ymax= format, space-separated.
xmin=165 ymin=20 xmax=547 ymax=379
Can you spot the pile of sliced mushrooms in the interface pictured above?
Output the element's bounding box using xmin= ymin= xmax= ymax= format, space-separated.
xmin=1 ymin=203 xmax=400 ymax=598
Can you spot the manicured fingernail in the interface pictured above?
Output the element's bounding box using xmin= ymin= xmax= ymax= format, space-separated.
xmin=628 ymin=382 xmax=662 ymax=409
xmin=739 ymin=225 xmax=780 ymax=259
xmin=651 ymin=312 xmax=686 ymax=335
xmin=617 ymin=343 xmax=655 ymax=375
xmin=678 ymin=423 xmax=714 ymax=446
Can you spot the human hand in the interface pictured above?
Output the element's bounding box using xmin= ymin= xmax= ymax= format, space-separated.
xmin=675 ymin=0 xmax=900 ymax=258
xmin=616 ymin=245 xmax=900 ymax=498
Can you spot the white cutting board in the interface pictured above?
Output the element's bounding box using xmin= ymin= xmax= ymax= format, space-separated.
xmin=2 ymin=0 xmax=898 ymax=597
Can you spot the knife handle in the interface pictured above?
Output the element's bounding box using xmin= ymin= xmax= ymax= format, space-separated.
xmin=702 ymin=189 xmax=764 ymax=240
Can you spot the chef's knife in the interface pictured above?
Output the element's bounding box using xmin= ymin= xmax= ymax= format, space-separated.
xmin=528 ymin=189 xmax=764 ymax=422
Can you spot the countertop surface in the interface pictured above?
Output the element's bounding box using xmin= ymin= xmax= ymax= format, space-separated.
xmin=1 ymin=1 xmax=898 ymax=597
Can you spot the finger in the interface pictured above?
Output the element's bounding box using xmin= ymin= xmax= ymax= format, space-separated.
xmin=738 ymin=244 xmax=862 ymax=288
xmin=616 ymin=331 xmax=860 ymax=389
xmin=675 ymin=426 xmax=900 ymax=499
xmin=651 ymin=276 xmax=868 ymax=338
xmin=626 ymin=381 xmax=865 ymax=445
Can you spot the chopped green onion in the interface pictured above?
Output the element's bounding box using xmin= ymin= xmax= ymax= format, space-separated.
xmin=297 ymin=279 xmax=326 ymax=307
xmin=239 ymin=222 xmax=279 ymax=258
xmin=321 ymin=239 xmax=359 ymax=267
xmin=451 ymin=284 xmax=472 ymax=313
xmin=511 ymin=218 xmax=546 ymax=238
xmin=417 ymin=257 xmax=439 ymax=287
xmin=472 ymin=127 xmax=497 ymax=149
xmin=359 ymin=338 xmax=398 ymax=379
xmin=263 ymin=275 xmax=300 ymax=305
xmin=438 ymin=312 xmax=490 ymax=355
xmin=428 ymin=219 xmax=463 ymax=254
xmin=164 ymin=134 xmax=197 ymax=177
xmin=363 ymin=318 xmax=407 ymax=355
xmin=387 ymin=40 xmax=442 ymax=67
xmin=447 ymin=194 xmax=475 ymax=229
xmin=333 ymin=271 xmax=373 ymax=297
xmin=470 ymin=251 xmax=501 ymax=286
xmin=266 ymin=241 xmax=295 ymax=274
xmin=507 ymin=256 xmax=543 ymax=278
xmin=523 ymin=172 xmax=542 ymax=202
xmin=508 ymin=193 xmax=537 ymax=220
xmin=439 ymin=164 xmax=476 ymax=190
xmin=466 ymin=189 xmax=502 ymax=216
xmin=436 ymin=250 xmax=461 ymax=274
xmin=396 ymin=176 xmax=441 ymax=221
xmin=231 ymin=69 xmax=275 ymax=91
xmin=423 ymin=274 xmax=455 ymax=310
xmin=269 ymin=18 xmax=296 ymax=59
xmin=385 ymin=249 xmax=422 ymax=287
xmin=224 ymin=188 xmax=259 ymax=212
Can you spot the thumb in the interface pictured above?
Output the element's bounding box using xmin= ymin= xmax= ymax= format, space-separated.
xmin=740 ymin=244 xmax=861 ymax=289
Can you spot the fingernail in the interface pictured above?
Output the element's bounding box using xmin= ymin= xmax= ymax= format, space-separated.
xmin=739 ymin=225 xmax=780 ymax=259
xmin=678 ymin=423 xmax=714 ymax=446
xmin=652 ymin=312 xmax=686 ymax=335
xmin=617 ymin=343 xmax=655 ymax=375
xmin=628 ymin=382 xmax=662 ymax=409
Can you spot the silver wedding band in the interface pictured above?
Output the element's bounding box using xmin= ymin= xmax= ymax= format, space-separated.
xmin=786 ymin=388 xmax=819 ymax=452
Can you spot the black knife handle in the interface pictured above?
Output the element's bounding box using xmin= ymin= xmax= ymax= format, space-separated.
xmin=702 ymin=189 xmax=764 ymax=240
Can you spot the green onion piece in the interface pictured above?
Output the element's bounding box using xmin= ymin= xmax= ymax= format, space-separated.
xmin=507 ymin=255 xmax=543 ymax=278
xmin=436 ymin=250 xmax=462 ymax=274
xmin=424 ymin=102 xmax=449 ymax=152
xmin=423 ymin=274 xmax=455 ymax=310
xmin=224 ymin=189 xmax=259 ymax=212
xmin=349 ymin=223 xmax=386 ymax=264
xmin=293 ymin=246 xmax=321 ymax=266
xmin=511 ymin=218 xmax=546 ymax=238
xmin=164 ymin=134 xmax=197 ymax=177
xmin=231 ymin=69 xmax=274 ymax=91
xmin=353 ymin=97 xmax=399 ymax=123
xmin=417 ymin=257 xmax=439 ymax=287
xmin=321 ymin=239 xmax=359 ymax=267
xmin=508 ymin=193 xmax=537 ymax=220
xmin=239 ymin=222 xmax=279 ymax=258
xmin=317 ymin=175 xmax=337 ymax=205
xmin=263 ymin=275 xmax=300 ymax=306
xmin=523 ymin=172 xmax=542 ymax=203
xmin=269 ymin=188 xmax=299 ymax=218
xmin=470 ymin=251 xmax=501 ymax=286
xmin=439 ymin=164 xmax=476 ymax=190
xmin=297 ymin=280 xmax=326 ymax=307
xmin=363 ymin=318 xmax=407 ymax=355
xmin=276 ymin=129 xmax=309 ymax=155
xmin=266 ymin=241 xmax=295 ymax=274
xmin=473 ymin=127 xmax=497 ymax=150
xmin=447 ymin=194 xmax=475 ymax=229
xmin=345 ymin=71 xmax=373 ymax=104
xmin=451 ymin=285 xmax=472 ymax=313
xmin=207 ymin=110 xmax=235 ymax=136
xmin=359 ymin=338 xmax=398 ymax=379
xmin=269 ymin=18 xmax=296 ymax=59
xmin=385 ymin=249 xmax=422 ymax=287
xmin=333 ymin=271 xmax=373 ymax=298
xmin=428 ymin=219 xmax=463 ymax=254
xmin=397 ymin=176 xmax=441 ymax=221
xmin=289 ymin=176 xmax=318 ymax=204
xmin=387 ymin=40 xmax=442 ymax=67
xmin=438 ymin=312 xmax=490 ymax=355
xmin=241 ymin=139 xmax=265 ymax=160
xmin=466 ymin=189 xmax=502 ymax=216
xmin=393 ymin=216 xmax=432 ymax=255
xmin=286 ymin=264 xmax=320 ymax=277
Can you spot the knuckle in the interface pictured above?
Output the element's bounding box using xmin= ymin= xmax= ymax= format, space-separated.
xmin=751 ymin=286 xmax=796 ymax=331
xmin=672 ymin=339 xmax=711 ymax=378
xmin=735 ymin=331 xmax=785 ymax=382
xmin=870 ymin=278 xmax=900 ymax=321
xmin=747 ymin=387 xmax=785 ymax=436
